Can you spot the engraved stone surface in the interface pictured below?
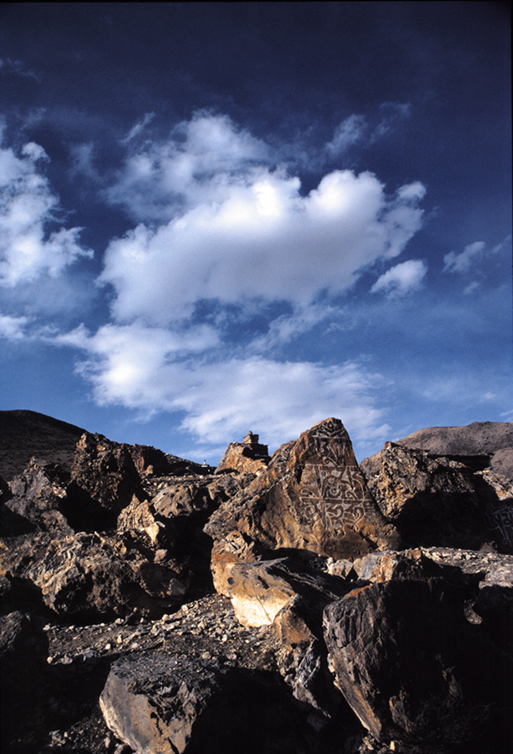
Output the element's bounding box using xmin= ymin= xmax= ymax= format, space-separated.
xmin=205 ymin=418 xmax=400 ymax=594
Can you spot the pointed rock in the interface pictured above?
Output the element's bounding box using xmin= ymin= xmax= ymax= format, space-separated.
xmin=205 ymin=418 xmax=399 ymax=594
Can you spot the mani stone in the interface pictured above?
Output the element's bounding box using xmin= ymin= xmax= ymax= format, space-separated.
xmin=205 ymin=418 xmax=399 ymax=595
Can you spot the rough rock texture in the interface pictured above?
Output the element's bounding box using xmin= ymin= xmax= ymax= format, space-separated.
xmin=206 ymin=418 xmax=399 ymax=594
xmin=363 ymin=442 xmax=511 ymax=551
xmin=128 ymin=443 xmax=210 ymax=478
xmin=4 ymin=459 xmax=73 ymax=535
xmin=223 ymin=557 xmax=356 ymax=627
xmin=0 ymin=610 xmax=49 ymax=746
xmin=323 ymin=579 xmax=511 ymax=752
xmin=0 ymin=531 xmax=189 ymax=621
xmin=68 ymin=433 xmax=146 ymax=530
xmin=100 ymin=651 xmax=323 ymax=754
xmin=2 ymin=413 xmax=513 ymax=754
xmin=216 ymin=431 xmax=270 ymax=474
xmin=361 ymin=421 xmax=513 ymax=481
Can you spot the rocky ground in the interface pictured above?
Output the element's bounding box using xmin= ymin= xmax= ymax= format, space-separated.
xmin=1 ymin=413 xmax=512 ymax=754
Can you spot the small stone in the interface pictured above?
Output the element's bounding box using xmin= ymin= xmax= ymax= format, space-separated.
xmin=105 ymin=643 xmax=112 ymax=650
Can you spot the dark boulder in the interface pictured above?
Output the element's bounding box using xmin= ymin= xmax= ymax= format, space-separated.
xmin=323 ymin=578 xmax=512 ymax=752
xmin=100 ymin=652 xmax=324 ymax=754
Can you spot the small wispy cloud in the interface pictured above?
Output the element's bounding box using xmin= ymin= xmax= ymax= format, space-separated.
xmin=326 ymin=114 xmax=366 ymax=156
xmin=443 ymin=241 xmax=486 ymax=274
xmin=0 ymin=58 xmax=41 ymax=82
xmin=371 ymin=259 xmax=427 ymax=298
xmin=121 ymin=112 xmax=156 ymax=145
xmin=372 ymin=102 xmax=411 ymax=141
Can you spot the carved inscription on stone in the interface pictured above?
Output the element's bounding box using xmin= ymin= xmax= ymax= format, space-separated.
xmin=486 ymin=504 xmax=513 ymax=549
xmin=299 ymin=421 xmax=373 ymax=537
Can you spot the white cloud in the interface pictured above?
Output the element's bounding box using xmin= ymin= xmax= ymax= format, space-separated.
xmin=106 ymin=112 xmax=271 ymax=222
xmin=444 ymin=237 xmax=511 ymax=276
xmin=0 ymin=312 xmax=30 ymax=340
xmin=55 ymin=319 xmax=390 ymax=448
xmin=443 ymin=241 xmax=486 ymax=274
xmin=0 ymin=140 xmax=92 ymax=287
xmin=326 ymin=114 xmax=366 ymax=155
xmin=371 ymin=259 xmax=427 ymax=297
xmin=100 ymin=114 xmax=425 ymax=324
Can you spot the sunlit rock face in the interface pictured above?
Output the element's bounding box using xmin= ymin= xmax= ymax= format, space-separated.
xmin=205 ymin=418 xmax=400 ymax=595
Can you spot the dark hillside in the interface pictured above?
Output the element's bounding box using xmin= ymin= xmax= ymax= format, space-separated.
xmin=0 ymin=410 xmax=85 ymax=481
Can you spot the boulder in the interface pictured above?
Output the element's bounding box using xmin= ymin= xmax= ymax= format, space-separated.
xmin=323 ymin=579 xmax=510 ymax=751
xmin=0 ymin=531 xmax=188 ymax=621
xmin=67 ymin=432 xmax=146 ymax=530
xmin=100 ymin=652 xmax=322 ymax=754
xmin=362 ymin=442 xmax=505 ymax=550
xmin=0 ymin=610 xmax=49 ymax=745
xmin=224 ymin=557 xmax=356 ymax=627
xmin=205 ymin=418 xmax=399 ymax=593
xmin=274 ymin=593 xmax=346 ymax=722
xmin=352 ymin=548 xmax=448 ymax=584
xmin=5 ymin=458 xmax=73 ymax=534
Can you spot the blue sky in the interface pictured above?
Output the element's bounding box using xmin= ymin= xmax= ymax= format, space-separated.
xmin=0 ymin=2 xmax=511 ymax=464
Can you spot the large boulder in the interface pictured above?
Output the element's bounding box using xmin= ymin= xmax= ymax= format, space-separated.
xmin=0 ymin=531 xmax=188 ymax=621
xmin=223 ymin=557 xmax=356 ymax=627
xmin=100 ymin=652 xmax=322 ymax=754
xmin=323 ymin=579 xmax=511 ymax=752
xmin=205 ymin=418 xmax=399 ymax=594
xmin=0 ymin=610 xmax=49 ymax=745
xmin=362 ymin=442 xmax=510 ymax=551
xmin=5 ymin=458 xmax=73 ymax=534
xmin=67 ymin=432 xmax=146 ymax=530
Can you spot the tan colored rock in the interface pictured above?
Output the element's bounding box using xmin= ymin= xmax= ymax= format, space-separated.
xmin=215 ymin=431 xmax=270 ymax=474
xmin=205 ymin=418 xmax=399 ymax=593
xmin=223 ymin=558 xmax=355 ymax=628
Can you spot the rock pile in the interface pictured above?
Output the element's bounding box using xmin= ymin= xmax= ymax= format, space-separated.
xmin=1 ymin=415 xmax=512 ymax=753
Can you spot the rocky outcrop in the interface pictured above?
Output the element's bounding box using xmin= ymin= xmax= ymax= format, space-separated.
xmin=1 ymin=413 xmax=513 ymax=754
xmin=216 ymin=431 xmax=270 ymax=474
xmin=67 ymin=433 xmax=147 ymax=530
xmin=362 ymin=441 xmax=513 ymax=552
xmin=4 ymin=459 xmax=73 ymax=535
xmin=0 ymin=531 xmax=189 ymax=621
xmin=206 ymin=418 xmax=400 ymax=594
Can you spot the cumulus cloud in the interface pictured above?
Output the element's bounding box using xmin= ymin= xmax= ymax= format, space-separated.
xmin=371 ymin=259 xmax=427 ymax=297
xmin=106 ymin=113 xmax=271 ymax=222
xmin=100 ymin=114 xmax=425 ymax=324
xmin=0 ymin=139 xmax=92 ymax=287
